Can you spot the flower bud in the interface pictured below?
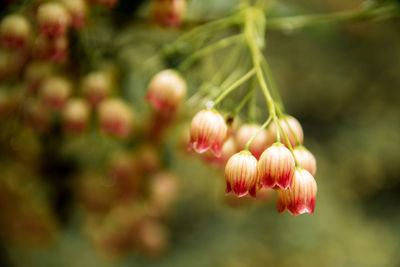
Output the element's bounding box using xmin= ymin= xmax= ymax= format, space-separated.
xmin=235 ymin=123 xmax=272 ymax=159
xmin=203 ymin=136 xmax=236 ymax=167
xmin=37 ymin=2 xmax=70 ymax=37
xmin=81 ymin=71 xmax=112 ymax=107
xmin=276 ymin=168 xmax=317 ymax=216
xmin=62 ymin=98 xmax=90 ymax=133
xmin=225 ymin=151 xmax=258 ymax=197
xmin=39 ymin=76 xmax=71 ymax=111
xmin=62 ymin=0 xmax=87 ymax=29
xmin=189 ymin=109 xmax=227 ymax=157
xmin=0 ymin=14 xmax=31 ymax=49
xmin=152 ymin=0 xmax=186 ymax=28
xmin=145 ymin=69 xmax=186 ymax=113
xmin=258 ymin=143 xmax=295 ymax=190
xmin=33 ymin=35 xmax=68 ymax=63
xmin=98 ymin=98 xmax=134 ymax=139
xmin=268 ymin=115 xmax=304 ymax=148
xmin=293 ymin=146 xmax=317 ymax=176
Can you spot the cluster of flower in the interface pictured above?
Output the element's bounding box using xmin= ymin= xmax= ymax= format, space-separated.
xmin=0 ymin=0 xmax=136 ymax=139
xmin=78 ymin=149 xmax=179 ymax=258
xmin=188 ymin=109 xmax=317 ymax=216
xmin=0 ymin=1 xmax=186 ymax=257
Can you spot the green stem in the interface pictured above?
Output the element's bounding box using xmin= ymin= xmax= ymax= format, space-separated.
xmin=245 ymin=8 xmax=276 ymax=119
xmin=233 ymin=87 xmax=254 ymax=116
xmin=275 ymin=118 xmax=299 ymax=166
xmin=179 ymin=34 xmax=244 ymax=71
xmin=174 ymin=15 xmax=239 ymax=44
xmin=245 ymin=116 xmax=272 ymax=150
xmin=267 ymin=4 xmax=398 ymax=31
xmin=273 ymin=116 xmax=280 ymax=142
xmin=261 ymin=56 xmax=284 ymax=111
xmin=248 ymin=77 xmax=258 ymax=122
xmin=214 ymin=68 xmax=256 ymax=106
xmin=276 ymin=107 xmax=302 ymax=145
xmin=210 ymin=43 xmax=241 ymax=85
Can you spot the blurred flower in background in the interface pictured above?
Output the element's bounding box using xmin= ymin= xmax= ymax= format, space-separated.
xmin=0 ymin=0 xmax=399 ymax=266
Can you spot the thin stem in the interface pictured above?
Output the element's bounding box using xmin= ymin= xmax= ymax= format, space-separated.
xmin=174 ymin=15 xmax=239 ymax=44
xmin=220 ymin=68 xmax=243 ymax=90
xmin=261 ymin=56 xmax=284 ymax=111
xmin=245 ymin=116 xmax=272 ymax=150
xmin=210 ymin=43 xmax=242 ymax=85
xmin=245 ymin=8 xmax=276 ymax=117
xmin=214 ymin=68 xmax=256 ymax=105
xmin=248 ymin=77 xmax=258 ymax=122
xmin=275 ymin=118 xmax=299 ymax=166
xmin=267 ymin=4 xmax=398 ymax=31
xmin=276 ymin=107 xmax=302 ymax=145
xmin=273 ymin=116 xmax=280 ymax=142
xmin=233 ymin=87 xmax=254 ymax=116
xmin=179 ymin=34 xmax=244 ymax=71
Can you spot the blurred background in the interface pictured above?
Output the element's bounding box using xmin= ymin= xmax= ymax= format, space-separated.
xmin=0 ymin=0 xmax=400 ymax=266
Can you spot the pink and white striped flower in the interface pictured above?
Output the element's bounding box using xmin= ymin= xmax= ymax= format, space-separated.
xmin=62 ymin=98 xmax=90 ymax=133
xmin=39 ymin=76 xmax=71 ymax=111
xmin=235 ymin=123 xmax=272 ymax=159
xmin=257 ymin=143 xmax=295 ymax=190
xmin=0 ymin=14 xmax=31 ymax=50
xmin=293 ymin=146 xmax=317 ymax=176
xmin=98 ymin=98 xmax=134 ymax=139
xmin=62 ymin=0 xmax=87 ymax=29
xmin=81 ymin=71 xmax=112 ymax=107
xmin=203 ymin=136 xmax=236 ymax=166
xmin=37 ymin=2 xmax=70 ymax=37
xmin=268 ymin=115 xmax=304 ymax=148
xmin=189 ymin=109 xmax=227 ymax=157
xmin=145 ymin=69 xmax=186 ymax=113
xmin=225 ymin=151 xmax=258 ymax=197
xmin=152 ymin=0 xmax=186 ymax=28
xmin=276 ymin=168 xmax=317 ymax=216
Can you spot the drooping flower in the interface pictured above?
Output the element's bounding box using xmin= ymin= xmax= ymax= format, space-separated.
xmin=81 ymin=71 xmax=112 ymax=107
xmin=145 ymin=69 xmax=186 ymax=113
xmin=151 ymin=0 xmax=186 ymax=28
xmin=189 ymin=109 xmax=227 ymax=157
xmin=293 ymin=146 xmax=317 ymax=176
xmin=276 ymin=168 xmax=317 ymax=216
xmin=62 ymin=98 xmax=90 ymax=133
xmin=37 ymin=2 xmax=70 ymax=37
xmin=98 ymin=98 xmax=134 ymax=139
xmin=62 ymin=0 xmax=87 ymax=29
xmin=258 ymin=143 xmax=295 ymax=190
xmin=225 ymin=151 xmax=258 ymax=197
xmin=203 ymin=136 xmax=237 ymax=166
xmin=235 ymin=123 xmax=272 ymax=159
xmin=268 ymin=115 xmax=304 ymax=148
xmin=39 ymin=76 xmax=71 ymax=111
xmin=0 ymin=14 xmax=31 ymax=49
xmin=33 ymin=35 xmax=68 ymax=63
